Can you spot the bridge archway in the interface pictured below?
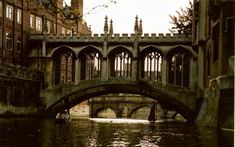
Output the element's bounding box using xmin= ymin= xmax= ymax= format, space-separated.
xmin=166 ymin=46 xmax=194 ymax=87
xmin=108 ymin=46 xmax=133 ymax=78
xmin=140 ymin=46 xmax=164 ymax=81
xmin=52 ymin=46 xmax=76 ymax=85
xmin=78 ymin=46 xmax=102 ymax=80
xmin=46 ymin=80 xmax=198 ymax=122
xmin=127 ymin=104 xmax=151 ymax=118
xmin=93 ymin=107 xmax=120 ymax=118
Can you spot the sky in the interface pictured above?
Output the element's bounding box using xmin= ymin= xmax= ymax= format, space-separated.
xmin=65 ymin=0 xmax=190 ymax=34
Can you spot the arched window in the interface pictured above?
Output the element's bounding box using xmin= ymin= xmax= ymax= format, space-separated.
xmin=60 ymin=52 xmax=74 ymax=84
xmin=109 ymin=48 xmax=132 ymax=78
xmin=168 ymin=51 xmax=190 ymax=87
xmin=80 ymin=48 xmax=101 ymax=80
xmin=53 ymin=49 xmax=75 ymax=85
xmin=141 ymin=51 xmax=162 ymax=81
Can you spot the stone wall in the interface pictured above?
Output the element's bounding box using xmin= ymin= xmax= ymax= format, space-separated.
xmin=197 ymin=75 xmax=234 ymax=129
xmin=0 ymin=65 xmax=42 ymax=116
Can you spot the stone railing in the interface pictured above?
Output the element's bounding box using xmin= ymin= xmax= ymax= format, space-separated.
xmin=29 ymin=33 xmax=192 ymax=43
xmin=0 ymin=65 xmax=43 ymax=81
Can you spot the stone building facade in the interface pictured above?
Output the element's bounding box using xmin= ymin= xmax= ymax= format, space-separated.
xmin=193 ymin=0 xmax=234 ymax=129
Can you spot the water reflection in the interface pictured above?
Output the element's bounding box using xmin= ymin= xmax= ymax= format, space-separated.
xmin=0 ymin=118 xmax=233 ymax=147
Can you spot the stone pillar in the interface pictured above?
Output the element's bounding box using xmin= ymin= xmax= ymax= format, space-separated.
xmin=132 ymin=58 xmax=138 ymax=80
xmin=197 ymin=0 xmax=207 ymax=89
xmin=198 ymin=46 xmax=205 ymax=90
xmin=122 ymin=106 xmax=129 ymax=118
xmin=189 ymin=58 xmax=197 ymax=89
xmin=161 ymin=58 xmax=167 ymax=86
xmin=132 ymin=38 xmax=139 ymax=80
xmin=101 ymin=38 xmax=108 ymax=81
xmin=101 ymin=58 xmax=108 ymax=81
xmin=75 ymin=59 xmax=80 ymax=84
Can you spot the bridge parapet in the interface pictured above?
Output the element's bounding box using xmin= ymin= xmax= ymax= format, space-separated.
xmin=29 ymin=33 xmax=192 ymax=43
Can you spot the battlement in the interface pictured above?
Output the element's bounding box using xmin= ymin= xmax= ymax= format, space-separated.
xmin=29 ymin=33 xmax=192 ymax=42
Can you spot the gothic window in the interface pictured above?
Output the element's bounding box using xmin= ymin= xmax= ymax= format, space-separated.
xmin=168 ymin=50 xmax=190 ymax=87
xmin=109 ymin=49 xmax=132 ymax=78
xmin=54 ymin=50 xmax=75 ymax=85
xmin=80 ymin=49 xmax=101 ymax=80
xmin=141 ymin=51 xmax=162 ymax=81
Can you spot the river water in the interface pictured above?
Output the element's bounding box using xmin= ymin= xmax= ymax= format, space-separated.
xmin=0 ymin=118 xmax=233 ymax=147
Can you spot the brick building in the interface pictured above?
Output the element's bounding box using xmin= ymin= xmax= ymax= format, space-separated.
xmin=0 ymin=0 xmax=91 ymax=67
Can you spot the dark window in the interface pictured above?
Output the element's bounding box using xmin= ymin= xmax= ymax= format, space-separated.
xmin=80 ymin=48 xmax=101 ymax=80
xmin=207 ymin=48 xmax=211 ymax=76
xmin=16 ymin=37 xmax=21 ymax=52
xmin=5 ymin=33 xmax=12 ymax=50
xmin=212 ymin=23 xmax=219 ymax=62
xmin=54 ymin=50 xmax=75 ymax=85
xmin=168 ymin=49 xmax=190 ymax=87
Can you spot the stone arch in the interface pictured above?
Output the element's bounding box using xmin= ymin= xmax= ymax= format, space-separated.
xmin=108 ymin=46 xmax=133 ymax=78
xmin=107 ymin=45 xmax=133 ymax=57
xmin=52 ymin=46 xmax=76 ymax=85
xmin=78 ymin=45 xmax=104 ymax=57
xmin=127 ymin=104 xmax=150 ymax=118
xmin=165 ymin=45 xmax=197 ymax=59
xmin=140 ymin=45 xmax=164 ymax=55
xmin=92 ymin=106 xmax=120 ymax=118
xmin=78 ymin=46 xmax=103 ymax=81
xmin=139 ymin=46 xmax=164 ymax=81
xmin=46 ymin=80 xmax=197 ymax=122
xmin=50 ymin=45 xmax=76 ymax=58
xmin=166 ymin=45 xmax=195 ymax=87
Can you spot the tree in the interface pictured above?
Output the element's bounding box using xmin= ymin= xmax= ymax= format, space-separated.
xmin=26 ymin=0 xmax=116 ymax=22
xmin=169 ymin=1 xmax=193 ymax=35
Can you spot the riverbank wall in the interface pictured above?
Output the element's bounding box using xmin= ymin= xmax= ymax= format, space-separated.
xmin=0 ymin=65 xmax=43 ymax=117
xmin=197 ymin=74 xmax=234 ymax=130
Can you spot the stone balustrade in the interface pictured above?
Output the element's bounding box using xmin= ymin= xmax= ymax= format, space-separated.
xmin=29 ymin=33 xmax=192 ymax=43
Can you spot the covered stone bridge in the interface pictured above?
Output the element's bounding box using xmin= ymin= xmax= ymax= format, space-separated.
xmin=28 ymin=32 xmax=199 ymax=122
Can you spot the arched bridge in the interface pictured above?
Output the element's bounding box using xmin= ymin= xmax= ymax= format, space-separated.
xmin=41 ymin=79 xmax=198 ymax=121
xmin=89 ymin=94 xmax=158 ymax=118
xmin=29 ymin=33 xmax=199 ymax=122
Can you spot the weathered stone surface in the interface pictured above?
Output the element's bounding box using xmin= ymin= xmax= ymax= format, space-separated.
xmin=0 ymin=65 xmax=42 ymax=116
xmin=43 ymin=79 xmax=198 ymax=122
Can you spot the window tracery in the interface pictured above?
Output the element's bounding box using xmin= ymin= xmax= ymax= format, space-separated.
xmin=168 ymin=51 xmax=190 ymax=87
